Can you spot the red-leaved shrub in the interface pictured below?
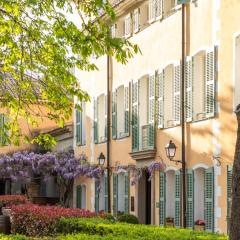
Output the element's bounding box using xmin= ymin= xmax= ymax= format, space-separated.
xmin=0 ymin=195 xmax=29 ymax=209
xmin=10 ymin=204 xmax=97 ymax=236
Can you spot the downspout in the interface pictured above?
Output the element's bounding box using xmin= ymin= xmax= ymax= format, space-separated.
xmin=107 ymin=55 xmax=111 ymax=213
xmin=181 ymin=3 xmax=187 ymax=228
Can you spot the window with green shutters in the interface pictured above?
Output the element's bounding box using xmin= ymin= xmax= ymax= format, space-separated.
xmin=113 ymin=173 xmax=118 ymax=215
xmin=132 ymin=81 xmax=139 ymax=152
xmin=76 ymin=185 xmax=82 ymax=209
xmin=0 ymin=114 xmax=7 ymax=146
xmin=76 ymin=107 xmax=82 ymax=145
xmin=104 ymin=95 xmax=108 ymax=140
xmin=205 ymin=48 xmax=216 ymax=118
xmin=204 ymin=167 xmax=214 ymax=232
xmin=95 ymin=181 xmax=100 ymax=213
xmin=227 ymin=166 xmax=232 ymax=233
xmin=186 ymin=169 xmax=194 ymax=228
xmin=159 ymin=171 xmax=166 ymax=226
xmin=175 ymin=170 xmax=181 ymax=228
xmin=157 ymin=71 xmax=164 ymax=128
xmin=112 ymin=91 xmax=117 ymax=140
xmin=173 ymin=64 xmax=181 ymax=125
xmin=124 ymin=172 xmax=129 ymax=213
xmin=124 ymin=86 xmax=130 ymax=136
xmin=93 ymin=99 xmax=98 ymax=144
xmin=104 ymin=173 xmax=109 ymax=212
xmin=185 ymin=57 xmax=193 ymax=122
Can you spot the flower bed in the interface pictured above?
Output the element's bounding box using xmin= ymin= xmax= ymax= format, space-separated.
xmin=10 ymin=204 xmax=97 ymax=237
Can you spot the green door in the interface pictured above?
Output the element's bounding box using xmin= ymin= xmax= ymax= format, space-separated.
xmin=227 ymin=166 xmax=232 ymax=233
xmin=204 ymin=167 xmax=214 ymax=232
xmin=94 ymin=181 xmax=99 ymax=213
xmin=186 ymin=169 xmax=194 ymax=228
xmin=104 ymin=173 xmax=109 ymax=212
xmin=124 ymin=172 xmax=129 ymax=213
xmin=76 ymin=185 xmax=82 ymax=209
xmin=159 ymin=172 xmax=166 ymax=226
xmin=113 ymin=173 xmax=118 ymax=215
xmin=175 ymin=170 xmax=181 ymax=228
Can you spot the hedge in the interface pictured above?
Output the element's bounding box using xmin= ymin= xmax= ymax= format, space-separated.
xmin=57 ymin=218 xmax=227 ymax=240
xmin=10 ymin=204 xmax=97 ymax=237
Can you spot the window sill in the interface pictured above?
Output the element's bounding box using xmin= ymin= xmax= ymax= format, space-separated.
xmin=116 ymin=134 xmax=130 ymax=140
xmin=76 ymin=143 xmax=86 ymax=147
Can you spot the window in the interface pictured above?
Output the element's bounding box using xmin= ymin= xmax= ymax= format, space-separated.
xmin=133 ymin=8 xmax=140 ymax=33
xmin=112 ymin=85 xmax=130 ymax=139
xmin=192 ymin=49 xmax=216 ymax=120
xmin=163 ymin=65 xmax=174 ymax=127
xmin=163 ymin=0 xmax=176 ymax=17
xmin=75 ymin=102 xmax=86 ymax=146
xmin=94 ymin=94 xmax=107 ymax=144
xmin=234 ymin=36 xmax=240 ymax=109
xmin=124 ymin=14 xmax=132 ymax=38
xmin=111 ymin=24 xmax=116 ymax=38
xmin=193 ymin=51 xmax=205 ymax=120
xmin=149 ymin=0 xmax=163 ymax=22
xmin=0 ymin=114 xmax=7 ymax=146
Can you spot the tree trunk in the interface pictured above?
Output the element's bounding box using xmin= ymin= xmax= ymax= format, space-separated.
xmin=230 ymin=104 xmax=240 ymax=240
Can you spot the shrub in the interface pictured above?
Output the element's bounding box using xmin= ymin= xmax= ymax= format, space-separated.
xmin=102 ymin=213 xmax=116 ymax=222
xmin=0 ymin=195 xmax=28 ymax=209
xmin=10 ymin=204 xmax=97 ymax=237
xmin=57 ymin=218 xmax=227 ymax=240
xmin=117 ymin=214 xmax=139 ymax=224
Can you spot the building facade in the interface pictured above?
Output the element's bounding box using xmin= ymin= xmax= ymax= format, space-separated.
xmin=73 ymin=0 xmax=240 ymax=234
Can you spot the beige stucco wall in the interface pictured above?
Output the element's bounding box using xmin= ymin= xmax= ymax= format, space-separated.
xmin=73 ymin=0 xmax=240 ymax=234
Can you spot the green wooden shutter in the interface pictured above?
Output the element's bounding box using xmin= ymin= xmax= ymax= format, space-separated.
xmin=227 ymin=166 xmax=232 ymax=233
xmin=112 ymin=91 xmax=117 ymax=139
xmin=113 ymin=173 xmax=118 ymax=215
xmin=157 ymin=71 xmax=164 ymax=128
xmin=76 ymin=185 xmax=82 ymax=209
xmin=185 ymin=57 xmax=193 ymax=122
xmin=186 ymin=169 xmax=194 ymax=228
xmin=132 ymin=81 xmax=139 ymax=152
xmin=76 ymin=108 xmax=82 ymax=145
xmin=104 ymin=173 xmax=109 ymax=212
xmin=205 ymin=48 xmax=216 ymax=118
xmin=204 ymin=167 xmax=214 ymax=232
xmin=174 ymin=64 xmax=181 ymax=125
xmin=94 ymin=99 xmax=98 ymax=144
xmin=175 ymin=170 xmax=181 ymax=227
xmin=95 ymin=181 xmax=100 ymax=213
xmin=159 ymin=171 xmax=166 ymax=226
xmin=124 ymin=172 xmax=129 ymax=213
xmin=104 ymin=95 xmax=107 ymax=141
xmin=124 ymin=85 xmax=130 ymax=136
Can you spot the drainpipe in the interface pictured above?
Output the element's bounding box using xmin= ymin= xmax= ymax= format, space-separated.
xmin=107 ymin=55 xmax=111 ymax=213
xmin=181 ymin=3 xmax=187 ymax=229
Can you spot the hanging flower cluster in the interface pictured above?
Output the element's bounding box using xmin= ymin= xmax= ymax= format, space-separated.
xmin=0 ymin=151 xmax=103 ymax=182
xmin=114 ymin=162 xmax=166 ymax=186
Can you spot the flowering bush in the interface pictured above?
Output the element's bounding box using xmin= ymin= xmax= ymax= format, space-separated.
xmin=10 ymin=204 xmax=97 ymax=237
xmin=0 ymin=195 xmax=29 ymax=209
xmin=195 ymin=219 xmax=205 ymax=226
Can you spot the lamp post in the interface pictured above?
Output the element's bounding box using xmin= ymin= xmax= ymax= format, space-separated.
xmin=165 ymin=140 xmax=186 ymax=227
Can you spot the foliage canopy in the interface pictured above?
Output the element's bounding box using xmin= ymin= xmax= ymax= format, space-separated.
xmin=0 ymin=0 xmax=139 ymax=145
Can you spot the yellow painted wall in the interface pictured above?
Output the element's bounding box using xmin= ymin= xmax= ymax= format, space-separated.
xmin=74 ymin=0 xmax=240 ymax=233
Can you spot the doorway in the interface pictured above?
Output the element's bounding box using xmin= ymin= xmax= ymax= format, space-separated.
xmin=138 ymin=171 xmax=151 ymax=224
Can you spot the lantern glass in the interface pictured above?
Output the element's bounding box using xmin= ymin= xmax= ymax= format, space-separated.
xmin=165 ymin=140 xmax=177 ymax=160
xmin=98 ymin=153 xmax=105 ymax=166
